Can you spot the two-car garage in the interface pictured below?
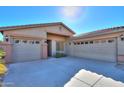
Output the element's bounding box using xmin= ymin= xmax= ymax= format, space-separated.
xmin=13 ymin=39 xmax=42 ymax=62
xmin=67 ymin=37 xmax=117 ymax=62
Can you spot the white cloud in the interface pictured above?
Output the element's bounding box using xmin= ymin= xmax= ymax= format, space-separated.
xmin=60 ymin=6 xmax=82 ymax=22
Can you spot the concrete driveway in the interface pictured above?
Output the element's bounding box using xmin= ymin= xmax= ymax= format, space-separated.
xmin=3 ymin=57 xmax=124 ymax=87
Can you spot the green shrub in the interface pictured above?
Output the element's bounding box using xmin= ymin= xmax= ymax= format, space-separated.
xmin=0 ymin=48 xmax=6 ymax=65
xmin=54 ymin=53 xmax=67 ymax=58
xmin=0 ymin=49 xmax=6 ymax=59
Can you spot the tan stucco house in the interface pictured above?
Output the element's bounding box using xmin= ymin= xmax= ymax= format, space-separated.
xmin=0 ymin=22 xmax=124 ymax=64
xmin=0 ymin=22 xmax=75 ymax=62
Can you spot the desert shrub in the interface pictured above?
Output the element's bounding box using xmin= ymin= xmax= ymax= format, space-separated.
xmin=0 ymin=48 xmax=6 ymax=59
xmin=0 ymin=48 xmax=5 ymax=64
xmin=0 ymin=59 xmax=5 ymax=64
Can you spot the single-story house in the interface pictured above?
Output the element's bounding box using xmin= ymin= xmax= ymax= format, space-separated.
xmin=0 ymin=22 xmax=75 ymax=63
xmin=0 ymin=22 xmax=124 ymax=64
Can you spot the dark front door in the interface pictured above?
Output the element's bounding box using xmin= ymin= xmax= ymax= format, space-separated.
xmin=47 ymin=40 xmax=52 ymax=57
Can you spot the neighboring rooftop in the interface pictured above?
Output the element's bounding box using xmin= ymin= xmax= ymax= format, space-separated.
xmin=73 ymin=26 xmax=124 ymax=40
xmin=0 ymin=22 xmax=75 ymax=34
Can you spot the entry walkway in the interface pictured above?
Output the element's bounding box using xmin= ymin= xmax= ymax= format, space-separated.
xmin=65 ymin=69 xmax=124 ymax=87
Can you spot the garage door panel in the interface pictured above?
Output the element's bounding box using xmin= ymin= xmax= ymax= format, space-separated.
xmin=13 ymin=40 xmax=42 ymax=62
xmin=67 ymin=39 xmax=116 ymax=62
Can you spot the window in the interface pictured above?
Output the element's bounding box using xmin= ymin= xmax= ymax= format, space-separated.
xmin=89 ymin=41 xmax=93 ymax=44
xmin=56 ymin=41 xmax=64 ymax=51
xmin=15 ymin=40 xmax=19 ymax=43
xmin=81 ymin=42 xmax=84 ymax=44
xmin=121 ymin=37 xmax=124 ymax=41
xmin=85 ymin=41 xmax=88 ymax=44
xmin=108 ymin=39 xmax=114 ymax=43
xmin=35 ymin=41 xmax=40 ymax=44
xmin=23 ymin=40 xmax=27 ymax=43
xmin=31 ymin=41 xmax=34 ymax=44
xmin=74 ymin=42 xmax=76 ymax=45
xmin=77 ymin=42 xmax=80 ymax=45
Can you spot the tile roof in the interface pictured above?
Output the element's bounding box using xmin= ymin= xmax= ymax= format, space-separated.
xmin=0 ymin=22 xmax=75 ymax=34
xmin=73 ymin=26 xmax=124 ymax=40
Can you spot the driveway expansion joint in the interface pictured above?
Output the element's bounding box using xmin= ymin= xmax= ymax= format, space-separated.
xmin=74 ymin=77 xmax=92 ymax=86
xmin=91 ymin=76 xmax=103 ymax=87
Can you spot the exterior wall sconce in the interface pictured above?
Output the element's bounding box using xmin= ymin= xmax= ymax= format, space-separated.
xmin=120 ymin=34 xmax=124 ymax=41
xmin=5 ymin=35 xmax=9 ymax=42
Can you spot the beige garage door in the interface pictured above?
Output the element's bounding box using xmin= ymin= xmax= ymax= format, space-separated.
xmin=67 ymin=38 xmax=116 ymax=62
xmin=13 ymin=39 xmax=42 ymax=62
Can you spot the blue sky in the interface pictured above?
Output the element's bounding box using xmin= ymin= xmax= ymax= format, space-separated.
xmin=0 ymin=6 xmax=124 ymax=40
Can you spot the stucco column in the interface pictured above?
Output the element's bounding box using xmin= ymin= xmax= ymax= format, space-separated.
xmin=0 ymin=42 xmax=12 ymax=63
xmin=117 ymin=34 xmax=124 ymax=64
xmin=41 ymin=40 xmax=48 ymax=59
xmin=51 ymin=40 xmax=56 ymax=56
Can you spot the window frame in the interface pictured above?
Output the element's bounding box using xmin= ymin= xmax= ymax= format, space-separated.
xmin=14 ymin=40 xmax=20 ymax=44
xmin=56 ymin=41 xmax=64 ymax=51
xmin=89 ymin=41 xmax=93 ymax=44
xmin=81 ymin=42 xmax=84 ymax=44
xmin=35 ymin=41 xmax=40 ymax=44
xmin=85 ymin=41 xmax=88 ymax=44
xmin=22 ymin=40 xmax=27 ymax=43
xmin=108 ymin=39 xmax=114 ymax=43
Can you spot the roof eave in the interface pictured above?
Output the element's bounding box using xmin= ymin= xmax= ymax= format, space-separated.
xmin=0 ymin=22 xmax=76 ymax=35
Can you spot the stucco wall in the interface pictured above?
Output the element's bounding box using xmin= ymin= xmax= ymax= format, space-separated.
xmin=118 ymin=37 xmax=124 ymax=55
xmin=4 ymin=27 xmax=47 ymax=39
xmin=47 ymin=34 xmax=67 ymax=41
xmin=117 ymin=35 xmax=124 ymax=63
xmin=0 ymin=42 xmax=12 ymax=63
xmin=46 ymin=25 xmax=74 ymax=36
xmin=66 ymin=41 xmax=74 ymax=56
xmin=67 ymin=38 xmax=116 ymax=62
xmin=51 ymin=40 xmax=56 ymax=56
